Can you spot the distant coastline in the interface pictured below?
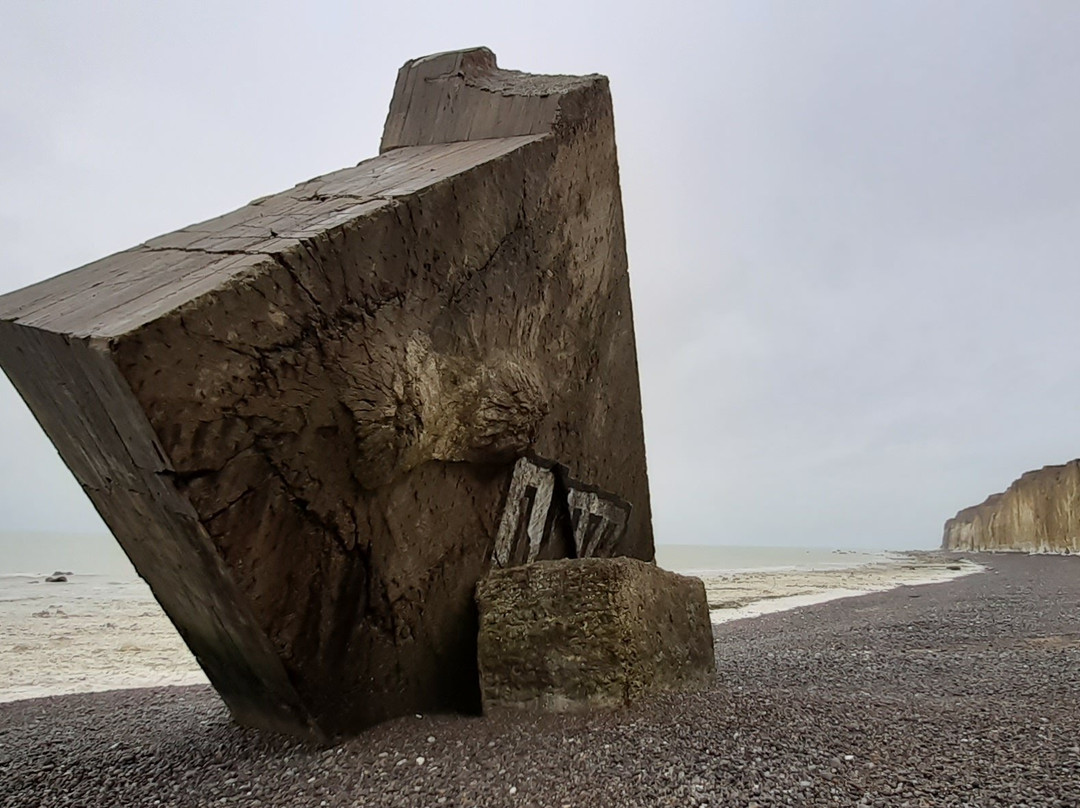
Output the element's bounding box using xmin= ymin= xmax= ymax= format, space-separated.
xmin=654 ymin=543 xmax=913 ymax=575
xmin=0 ymin=532 xmax=136 ymax=578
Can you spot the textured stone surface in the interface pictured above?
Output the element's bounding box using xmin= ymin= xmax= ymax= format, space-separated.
xmin=943 ymin=460 xmax=1080 ymax=553
xmin=475 ymin=558 xmax=714 ymax=712
xmin=0 ymin=48 xmax=653 ymax=739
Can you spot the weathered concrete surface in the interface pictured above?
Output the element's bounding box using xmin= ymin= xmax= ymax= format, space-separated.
xmin=943 ymin=460 xmax=1080 ymax=553
xmin=476 ymin=558 xmax=715 ymax=712
xmin=0 ymin=48 xmax=653 ymax=739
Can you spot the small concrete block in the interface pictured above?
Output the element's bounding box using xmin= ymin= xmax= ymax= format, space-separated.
xmin=476 ymin=558 xmax=715 ymax=712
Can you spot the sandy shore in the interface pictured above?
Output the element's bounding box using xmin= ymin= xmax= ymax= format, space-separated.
xmin=3 ymin=553 xmax=1080 ymax=806
xmin=0 ymin=552 xmax=979 ymax=704
xmin=0 ymin=575 xmax=205 ymax=703
xmin=696 ymin=550 xmax=984 ymax=624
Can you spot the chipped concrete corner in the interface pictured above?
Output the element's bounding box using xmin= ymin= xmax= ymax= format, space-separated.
xmin=0 ymin=47 xmax=653 ymax=739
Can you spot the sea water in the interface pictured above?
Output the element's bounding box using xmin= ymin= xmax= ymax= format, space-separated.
xmin=0 ymin=533 xmax=900 ymax=703
xmin=0 ymin=531 xmax=138 ymax=580
xmin=654 ymin=543 xmax=897 ymax=576
xmin=0 ymin=531 xmax=207 ymax=702
xmin=0 ymin=570 xmax=206 ymax=702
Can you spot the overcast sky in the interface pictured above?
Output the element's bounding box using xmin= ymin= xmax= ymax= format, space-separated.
xmin=2 ymin=1 xmax=1079 ymax=553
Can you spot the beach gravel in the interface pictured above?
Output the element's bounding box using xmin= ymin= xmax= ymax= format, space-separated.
xmin=1 ymin=553 xmax=1078 ymax=806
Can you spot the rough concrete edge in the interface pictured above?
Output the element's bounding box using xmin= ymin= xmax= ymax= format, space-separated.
xmin=0 ymin=321 xmax=321 ymax=741
xmin=379 ymin=47 xmax=606 ymax=153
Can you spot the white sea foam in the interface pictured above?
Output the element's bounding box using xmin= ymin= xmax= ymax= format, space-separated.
xmin=0 ymin=572 xmax=206 ymax=703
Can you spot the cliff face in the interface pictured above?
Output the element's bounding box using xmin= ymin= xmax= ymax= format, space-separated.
xmin=943 ymin=460 xmax=1080 ymax=553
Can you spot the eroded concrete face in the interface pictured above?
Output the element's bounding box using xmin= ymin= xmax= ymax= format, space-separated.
xmin=0 ymin=48 xmax=653 ymax=739
xmin=476 ymin=558 xmax=715 ymax=712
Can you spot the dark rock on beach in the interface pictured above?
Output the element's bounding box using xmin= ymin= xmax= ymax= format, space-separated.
xmin=2 ymin=553 xmax=1079 ymax=806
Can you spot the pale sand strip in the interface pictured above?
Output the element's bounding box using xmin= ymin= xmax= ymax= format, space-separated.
xmin=696 ymin=553 xmax=984 ymax=624
xmin=0 ymin=580 xmax=207 ymax=704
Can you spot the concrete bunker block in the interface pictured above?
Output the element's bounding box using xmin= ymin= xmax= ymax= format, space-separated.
xmin=0 ymin=47 xmax=653 ymax=740
xmin=476 ymin=558 xmax=715 ymax=712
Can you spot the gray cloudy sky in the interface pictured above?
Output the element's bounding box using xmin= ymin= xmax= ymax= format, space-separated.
xmin=2 ymin=1 xmax=1079 ymax=551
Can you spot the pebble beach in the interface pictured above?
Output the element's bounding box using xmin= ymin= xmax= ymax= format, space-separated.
xmin=2 ymin=553 xmax=1078 ymax=806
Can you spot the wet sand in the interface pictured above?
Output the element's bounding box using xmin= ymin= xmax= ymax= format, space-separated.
xmin=2 ymin=553 xmax=1079 ymax=806
xmin=699 ymin=551 xmax=983 ymax=624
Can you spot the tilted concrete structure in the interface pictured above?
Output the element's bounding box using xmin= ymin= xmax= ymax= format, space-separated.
xmin=0 ymin=49 xmax=652 ymax=739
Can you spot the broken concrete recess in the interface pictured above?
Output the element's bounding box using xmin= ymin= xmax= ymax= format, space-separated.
xmin=0 ymin=48 xmax=653 ymax=739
